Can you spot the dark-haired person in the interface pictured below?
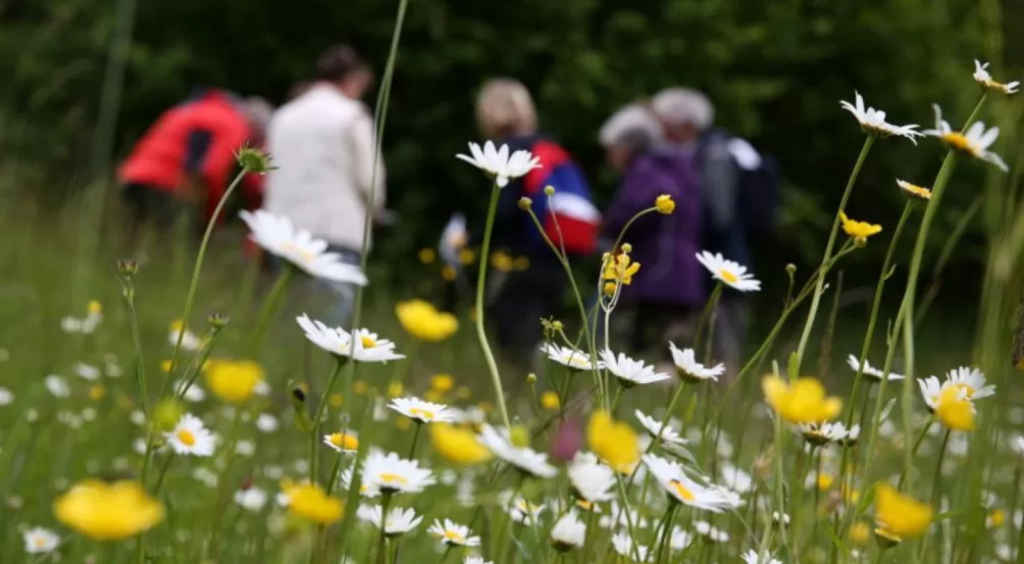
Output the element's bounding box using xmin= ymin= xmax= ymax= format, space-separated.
xmin=118 ymin=91 xmax=272 ymax=236
xmin=263 ymin=45 xmax=385 ymax=324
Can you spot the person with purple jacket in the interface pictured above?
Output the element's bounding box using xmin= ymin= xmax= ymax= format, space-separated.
xmin=599 ymin=104 xmax=705 ymax=355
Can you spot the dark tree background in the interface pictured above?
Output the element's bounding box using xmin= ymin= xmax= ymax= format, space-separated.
xmin=0 ymin=0 xmax=1018 ymax=279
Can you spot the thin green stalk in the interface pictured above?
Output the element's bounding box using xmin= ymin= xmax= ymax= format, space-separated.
xmin=899 ymin=151 xmax=960 ymax=487
xmin=694 ymin=283 xmax=723 ymax=354
xmin=654 ymin=505 xmax=678 ymax=564
xmin=325 ymin=451 xmax=345 ymax=496
xmin=246 ymin=265 xmax=294 ymax=358
xmin=122 ymin=279 xmax=148 ymax=415
xmin=407 ymin=423 xmax=423 ymax=459
xmin=896 ymin=419 xmax=933 ymax=490
xmin=376 ymin=493 xmax=394 ymax=564
xmin=167 ymin=169 xmax=247 ymax=378
xmin=152 ymin=453 xmax=175 ymax=495
xmin=475 ymin=182 xmax=512 ymax=430
xmin=311 ymin=358 xmax=348 ymax=483
xmin=793 ymin=136 xmax=876 ymax=377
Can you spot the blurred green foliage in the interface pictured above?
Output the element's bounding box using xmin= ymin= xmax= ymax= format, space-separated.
xmin=0 ymin=0 xmax=1013 ymax=274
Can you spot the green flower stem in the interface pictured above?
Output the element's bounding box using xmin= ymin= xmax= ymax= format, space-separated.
xmin=898 ymin=149 xmax=960 ymax=488
xmin=151 ymin=453 xmax=176 ymax=496
xmin=792 ymin=136 xmax=876 ymax=378
xmin=578 ymin=505 xmax=596 ymax=564
xmin=524 ymin=205 xmax=606 ymax=410
xmin=205 ymin=402 xmax=247 ymax=558
xmin=246 ymin=264 xmax=294 ymax=358
xmin=166 ymin=169 xmax=246 ymax=380
xmin=693 ymin=283 xmax=723 ymax=355
xmin=376 ymin=493 xmax=394 ymax=564
xmin=653 ymin=504 xmax=678 ymax=564
xmin=475 ymin=182 xmax=512 ymax=430
xmin=310 ymin=357 xmax=348 ymax=483
xmin=173 ymin=327 xmax=224 ymax=403
xmin=836 ymin=200 xmax=914 ymax=536
xmin=120 ymin=276 xmax=148 ymax=415
xmin=407 ymin=422 xmax=423 ymax=459
xmin=896 ymin=418 xmax=933 ymax=490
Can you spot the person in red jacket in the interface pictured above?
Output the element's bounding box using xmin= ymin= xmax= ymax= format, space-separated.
xmin=118 ymin=89 xmax=272 ymax=235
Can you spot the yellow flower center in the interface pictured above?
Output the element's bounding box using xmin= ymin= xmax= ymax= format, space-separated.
xmin=719 ymin=269 xmax=739 ymax=284
xmin=409 ymin=407 xmax=435 ymax=420
xmin=177 ymin=429 xmax=196 ymax=447
xmin=577 ymin=499 xmax=594 ymax=511
xmin=329 ymin=433 xmax=359 ymax=450
xmin=378 ymin=473 xmax=408 ymax=485
xmin=669 ymin=479 xmax=696 ymax=502
xmin=33 ymin=536 xmax=48 ymax=548
xmin=360 ymin=335 xmax=377 ymax=348
xmin=953 ymin=383 xmax=976 ymax=398
xmin=281 ymin=242 xmax=316 ymax=264
xmin=444 ymin=530 xmax=465 ymax=543
xmin=942 ymin=133 xmax=976 ymax=155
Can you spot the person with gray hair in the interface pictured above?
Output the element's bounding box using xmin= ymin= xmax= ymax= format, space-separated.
xmin=600 ymin=103 xmax=705 ymax=356
xmin=650 ymin=86 xmax=780 ymax=377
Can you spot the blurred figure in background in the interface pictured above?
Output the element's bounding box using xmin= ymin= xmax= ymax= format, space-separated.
xmin=118 ymin=89 xmax=272 ymax=237
xmin=263 ymin=45 xmax=384 ymax=325
xmin=468 ymin=78 xmax=600 ymax=366
xmin=600 ymin=103 xmax=704 ymax=356
xmin=651 ymin=87 xmax=778 ymax=373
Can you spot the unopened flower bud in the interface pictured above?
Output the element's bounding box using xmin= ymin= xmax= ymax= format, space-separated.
xmin=854 ymin=236 xmax=867 ymax=248
xmin=785 ymin=263 xmax=797 ymax=275
xmin=117 ymin=259 xmax=139 ymax=277
xmin=621 ymin=243 xmax=633 ymax=254
xmin=526 ymin=373 xmax=537 ymax=385
xmin=236 ymin=146 xmax=272 ymax=174
xmin=544 ymin=185 xmax=556 ymax=196
xmin=518 ymin=197 xmax=533 ymax=210
xmin=208 ymin=311 xmax=229 ymax=329
xmin=510 ymin=424 xmax=531 ymax=448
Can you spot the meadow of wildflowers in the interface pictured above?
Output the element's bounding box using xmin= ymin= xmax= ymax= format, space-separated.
xmin=1 ymin=52 xmax=1023 ymax=564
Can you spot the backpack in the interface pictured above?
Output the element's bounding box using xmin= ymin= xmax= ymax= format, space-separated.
xmin=521 ymin=139 xmax=601 ymax=256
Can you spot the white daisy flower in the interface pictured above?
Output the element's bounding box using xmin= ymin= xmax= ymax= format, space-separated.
xmin=340 ymin=466 xmax=380 ymax=498
xmin=719 ymin=463 xmax=754 ymax=494
xmin=296 ymin=314 xmax=405 ymax=363
xmin=323 ymin=430 xmax=360 ymax=454
xmin=944 ymin=366 xmax=995 ymax=400
xmin=61 ymin=316 xmax=83 ymax=334
xmin=799 ymin=421 xmax=860 ymax=446
xmin=669 ymin=527 xmax=692 ymax=551
xmin=973 ymin=60 xmax=1020 ymax=95
xmin=895 ymin=179 xmax=932 ymax=201
xmin=357 ymin=505 xmax=423 ymax=536
xmin=478 ymin=424 xmax=558 ymax=478
xmin=233 ymin=487 xmax=268 ymax=512
xmin=846 ymin=355 xmax=904 ymax=382
xmin=668 ymin=342 xmax=725 ymax=382
xmin=612 ymin=532 xmax=651 ymax=563
xmin=191 ymin=467 xmax=218 ymax=488
xmin=506 ymin=495 xmax=546 ymax=525
xmin=742 ymin=549 xmax=783 ymax=564
xmin=694 ymin=520 xmax=730 ymax=542
xmin=643 ymin=454 xmax=736 ymax=512
xmin=388 ymin=397 xmax=456 ymax=424
xmin=773 ymin=511 xmax=791 ymax=525
xmin=23 ymin=527 xmax=59 ymax=554
xmin=635 ymin=410 xmax=689 ymax=446
xmin=600 ymin=350 xmax=670 ymax=386
xmin=361 ymin=451 xmax=435 ymax=494
xmin=255 ymin=413 xmax=278 ymax=433
xmin=839 ymin=92 xmax=921 ymax=142
xmin=540 ymin=343 xmax=602 ymax=371
xmin=455 ymin=141 xmax=541 ymax=188
xmin=427 ymin=519 xmax=480 ymax=547
xmin=918 ymin=375 xmax=944 ymax=411
xmin=923 ymin=104 xmax=1008 ymax=171
xmin=169 ymin=319 xmax=203 ymax=351
xmin=72 ymin=362 xmax=101 ymax=381
xmin=567 ymin=451 xmax=615 ymax=503
xmin=173 ymin=380 xmax=206 ymax=403
xmin=551 ymin=511 xmax=587 ymax=551
xmin=695 ymin=250 xmax=761 ymax=291
xmin=240 ymin=210 xmax=369 ymax=284
xmin=44 ymin=375 xmax=70 ymax=398
xmin=0 ymin=387 xmax=13 ymax=406
xmin=165 ymin=413 xmax=216 ymax=457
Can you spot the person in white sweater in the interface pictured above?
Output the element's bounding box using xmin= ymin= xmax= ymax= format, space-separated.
xmin=264 ymin=45 xmax=385 ymax=323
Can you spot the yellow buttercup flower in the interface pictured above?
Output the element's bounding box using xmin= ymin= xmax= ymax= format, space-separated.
xmin=204 ymin=359 xmax=264 ymax=404
xmin=458 ymin=248 xmax=476 ymax=265
xmin=87 ymin=300 xmax=102 ymax=316
xmin=839 ymin=212 xmax=882 ymax=244
xmin=329 ymin=393 xmax=344 ymax=407
xmin=540 ymin=391 xmax=560 ymax=410
xmin=281 ymin=481 xmax=343 ymax=524
xmin=354 ymin=380 xmax=369 ymax=395
xmin=89 ymin=385 xmax=106 ymax=401
xmin=387 ymin=382 xmax=404 ymax=398
xmin=849 ymin=521 xmax=871 ymax=544
xmin=762 ymin=375 xmax=841 ymax=424
xmin=431 ymin=374 xmax=455 ymax=392
xmin=588 ymin=410 xmax=640 ymax=474
xmin=54 ymin=480 xmax=164 ymax=540
xmin=441 ymin=265 xmax=458 ymax=282
xmin=418 ymin=248 xmax=436 ymax=264
xmin=490 ymin=251 xmax=515 ymax=272
xmin=424 ymin=389 xmax=444 ymax=403
xmin=655 ymin=194 xmax=676 ymax=215
xmin=934 ymin=386 xmax=976 ymax=431
xmin=603 ymin=251 xmax=641 ymax=295
xmin=395 ymin=300 xmax=459 ymax=342
xmin=873 ymin=483 xmax=933 ymax=541
xmin=429 ymin=423 xmax=492 ymax=465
